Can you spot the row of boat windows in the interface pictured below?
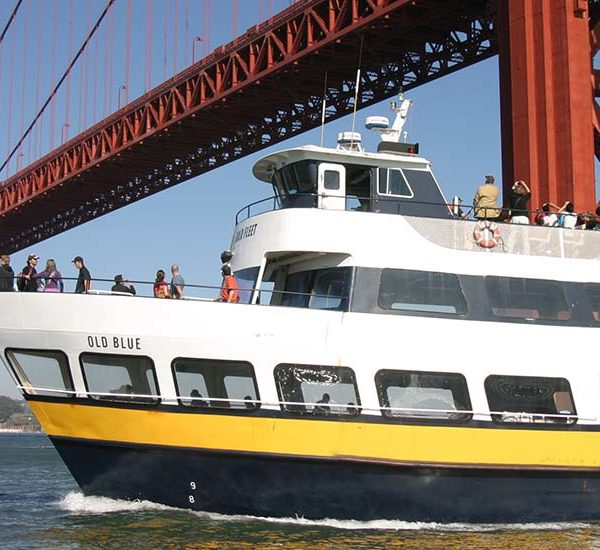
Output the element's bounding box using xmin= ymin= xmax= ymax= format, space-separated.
xmin=256 ymin=266 xmax=600 ymax=324
xmin=5 ymin=348 xmax=577 ymax=425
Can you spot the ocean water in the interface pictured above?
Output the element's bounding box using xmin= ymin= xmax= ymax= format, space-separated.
xmin=1 ymin=434 xmax=600 ymax=549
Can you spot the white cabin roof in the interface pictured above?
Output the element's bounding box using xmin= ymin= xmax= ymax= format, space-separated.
xmin=252 ymin=145 xmax=432 ymax=184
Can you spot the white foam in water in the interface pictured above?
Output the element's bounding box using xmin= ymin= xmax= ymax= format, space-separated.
xmin=56 ymin=492 xmax=591 ymax=532
xmin=57 ymin=492 xmax=173 ymax=514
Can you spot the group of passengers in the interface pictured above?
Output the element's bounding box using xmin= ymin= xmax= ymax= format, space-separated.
xmin=0 ymin=250 xmax=240 ymax=303
xmin=455 ymin=174 xmax=600 ymax=229
xmin=0 ymin=254 xmax=91 ymax=293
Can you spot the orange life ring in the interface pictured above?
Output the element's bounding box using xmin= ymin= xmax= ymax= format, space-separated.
xmin=473 ymin=221 xmax=501 ymax=248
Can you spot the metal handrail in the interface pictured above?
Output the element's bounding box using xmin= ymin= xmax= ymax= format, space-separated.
xmin=9 ymin=275 xmax=345 ymax=304
xmin=15 ymin=384 xmax=594 ymax=422
xmin=234 ymin=192 xmax=596 ymax=226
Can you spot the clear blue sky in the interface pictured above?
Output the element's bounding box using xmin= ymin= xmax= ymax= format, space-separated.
xmin=0 ymin=1 xmax=584 ymax=398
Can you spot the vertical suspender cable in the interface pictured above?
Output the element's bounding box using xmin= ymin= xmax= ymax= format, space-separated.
xmin=82 ymin=0 xmax=92 ymax=128
xmin=174 ymin=0 xmax=179 ymax=75
xmin=184 ymin=0 xmax=190 ymax=67
xmin=35 ymin=0 xmax=43 ymax=158
xmin=104 ymin=5 xmax=110 ymax=114
xmin=5 ymin=18 xmax=16 ymax=175
xmin=65 ymin=0 xmax=74 ymax=138
xmin=107 ymin=4 xmax=114 ymax=111
xmin=233 ymin=0 xmax=238 ymax=39
xmin=163 ymin=2 xmax=169 ymax=80
xmin=20 ymin=0 xmax=29 ymax=166
xmin=145 ymin=0 xmax=153 ymax=91
xmin=0 ymin=0 xmax=115 ymax=174
xmin=125 ymin=0 xmax=131 ymax=103
xmin=163 ymin=0 xmax=168 ymax=80
xmin=49 ymin=0 xmax=58 ymax=150
xmin=93 ymin=5 xmax=99 ymax=122
xmin=202 ymin=0 xmax=208 ymax=58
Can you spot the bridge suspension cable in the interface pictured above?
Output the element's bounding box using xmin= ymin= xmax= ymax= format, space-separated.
xmin=0 ymin=0 xmax=22 ymax=46
xmin=0 ymin=0 xmax=116 ymax=175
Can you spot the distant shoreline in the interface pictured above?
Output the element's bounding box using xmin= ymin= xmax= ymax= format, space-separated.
xmin=0 ymin=429 xmax=42 ymax=434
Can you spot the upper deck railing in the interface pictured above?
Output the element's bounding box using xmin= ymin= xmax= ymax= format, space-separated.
xmin=235 ymin=194 xmax=600 ymax=260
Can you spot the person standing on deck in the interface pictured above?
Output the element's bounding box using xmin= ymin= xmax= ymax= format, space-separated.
xmin=34 ymin=259 xmax=64 ymax=293
xmin=506 ymin=180 xmax=531 ymax=224
xmin=72 ymin=256 xmax=92 ymax=293
xmin=473 ymin=175 xmax=501 ymax=220
xmin=17 ymin=254 xmax=39 ymax=292
xmin=0 ymin=255 xmax=14 ymax=292
xmin=170 ymin=264 xmax=185 ymax=299
xmin=217 ymin=265 xmax=239 ymax=303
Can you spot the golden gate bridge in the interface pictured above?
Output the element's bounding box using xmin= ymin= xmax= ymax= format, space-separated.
xmin=0 ymin=0 xmax=599 ymax=253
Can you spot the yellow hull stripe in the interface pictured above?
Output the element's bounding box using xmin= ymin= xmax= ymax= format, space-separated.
xmin=30 ymin=401 xmax=600 ymax=469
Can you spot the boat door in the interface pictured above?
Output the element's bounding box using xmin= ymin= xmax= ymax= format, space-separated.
xmin=317 ymin=163 xmax=346 ymax=210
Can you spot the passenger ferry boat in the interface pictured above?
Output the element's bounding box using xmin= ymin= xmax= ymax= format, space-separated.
xmin=2 ymin=96 xmax=600 ymax=523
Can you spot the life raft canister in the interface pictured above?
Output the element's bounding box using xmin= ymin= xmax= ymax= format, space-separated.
xmin=473 ymin=220 xmax=501 ymax=248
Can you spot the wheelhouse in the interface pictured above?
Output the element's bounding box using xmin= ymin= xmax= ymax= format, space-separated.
xmin=252 ymin=145 xmax=451 ymax=219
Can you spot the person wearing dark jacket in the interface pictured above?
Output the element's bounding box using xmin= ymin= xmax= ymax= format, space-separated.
xmin=506 ymin=180 xmax=531 ymax=224
xmin=17 ymin=254 xmax=39 ymax=292
xmin=0 ymin=255 xmax=14 ymax=292
xmin=111 ymin=274 xmax=136 ymax=295
xmin=72 ymin=256 xmax=92 ymax=293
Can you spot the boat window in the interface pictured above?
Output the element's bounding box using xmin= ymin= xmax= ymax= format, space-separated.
xmin=281 ymin=267 xmax=351 ymax=311
xmin=377 ymin=168 xmax=413 ymax=197
xmin=583 ymin=283 xmax=600 ymax=321
xmin=323 ymin=170 xmax=340 ymax=190
xmin=379 ymin=269 xmax=467 ymax=315
xmin=5 ymin=349 xmax=74 ymax=398
xmin=274 ymin=364 xmax=360 ymax=416
xmin=484 ymin=277 xmax=570 ymax=321
xmin=375 ymin=370 xmax=472 ymax=421
xmin=80 ymin=353 xmax=159 ymax=403
xmin=485 ymin=375 xmax=576 ymax=425
xmin=402 ymin=169 xmax=438 ymax=194
xmin=173 ymin=358 xmax=259 ymax=410
xmin=274 ymin=160 xmax=318 ymax=194
xmin=234 ymin=266 xmax=260 ymax=305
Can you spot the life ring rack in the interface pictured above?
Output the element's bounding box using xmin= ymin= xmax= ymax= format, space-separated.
xmin=473 ymin=220 xmax=501 ymax=249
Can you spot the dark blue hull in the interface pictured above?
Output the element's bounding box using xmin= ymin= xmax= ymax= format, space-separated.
xmin=51 ymin=437 xmax=600 ymax=523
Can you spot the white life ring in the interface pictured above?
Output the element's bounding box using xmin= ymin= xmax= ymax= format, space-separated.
xmin=473 ymin=221 xmax=501 ymax=248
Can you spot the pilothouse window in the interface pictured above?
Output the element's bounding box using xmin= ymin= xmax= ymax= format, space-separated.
xmin=173 ymin=358 xmax=260 ymax=410
xmin=5 ymin=349 xmax=73 ymax=397
xmin=274 ymin=160 xmax=318 ymax=195
xmin=80 ymin=353 xmax=159 ymax=403
xmin=274 ymin=364 xmax=360 ymax=416
xmin=485 ymin=375 xmax=576 ymax=425
xmin=379 ymin=269 xmax=467 ymax=315
xmin=375 ymin=369 xmax=472 ymax=421
xmin=377 ymin=168 xmax=413 ymax=197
